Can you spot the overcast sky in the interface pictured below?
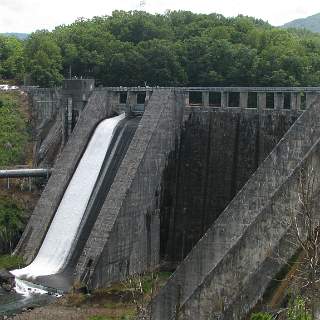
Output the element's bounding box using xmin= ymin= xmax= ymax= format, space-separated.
xmin=1 ymin=0 xmax=320 ymax=33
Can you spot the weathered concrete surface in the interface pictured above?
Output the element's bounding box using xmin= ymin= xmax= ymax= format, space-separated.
xmin=36 ymin=116 xmax=62 ymax=167
xmin=24 ymin=88 xmax=61 ymax=127
xmin=147 ymin=98 xmax=320 ymax=320
xmin=161 ymin=108 xmax=301 ymax=264
xmin=75 ymin=89 xmax=184 ymax=288
xmin=219 ymin=174 xmax=320 ymax=320
xmin=181 ymin=151 xmax=320 ymax=320
xmin=15 ymin=85 xmax=320 ymax=318
xmin=15 ymin=91 xmax=115 ymax=263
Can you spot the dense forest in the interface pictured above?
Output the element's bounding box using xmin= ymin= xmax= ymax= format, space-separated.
xmin=1 ymin=11 xmax=320 ymax=87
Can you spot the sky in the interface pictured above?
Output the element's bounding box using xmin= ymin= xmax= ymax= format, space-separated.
xmin=0 ymin=0 xmax=320 ymax=33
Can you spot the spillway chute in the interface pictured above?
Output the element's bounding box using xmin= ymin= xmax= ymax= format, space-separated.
xmin=11 ymin=113 xmax=125 ymax=282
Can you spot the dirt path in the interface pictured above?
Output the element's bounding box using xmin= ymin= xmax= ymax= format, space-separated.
xmin=10 ymin=304 xmax=128 ymax=320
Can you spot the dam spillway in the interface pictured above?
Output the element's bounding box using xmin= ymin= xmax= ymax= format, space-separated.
xmin=12 ymin=113 xmax=125 ymax=282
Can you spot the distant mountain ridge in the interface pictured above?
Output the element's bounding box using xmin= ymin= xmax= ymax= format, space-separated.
xmin=1 ymin=33 xmax=29 ymax=40
xmin=283 ymin=13 xmax=320 ymax=33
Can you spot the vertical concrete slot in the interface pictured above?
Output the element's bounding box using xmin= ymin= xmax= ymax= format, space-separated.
xmin=300 ymin=92 xmax=306 ymax=110
xmin=247 ymin=92 xmax=258 ymax=108
xmin=209 ymin=92 xmax=221 ymax=107
xmin=283 ymin=92 xmax=291 ymax=109
xmin=137 ymin=92 xmax=146 ymax=104
xmin=189 ymin=91 xmax=203 ymax=106
xmin=266 ymin=92 xmax=274 ymax=109
xmin=119 ymin=92 xmax=127 ymax=104
xmin=228 ymin=92 xmax=240 ymax=108
xmin=72 ymin=110 xmax=79 ymax=131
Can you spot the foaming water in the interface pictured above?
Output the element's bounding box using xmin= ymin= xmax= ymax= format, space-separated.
xmin=14 ymin=278 xmax=49 ymax=296
xmin=11 ymin=114 xmax=125 ymax=281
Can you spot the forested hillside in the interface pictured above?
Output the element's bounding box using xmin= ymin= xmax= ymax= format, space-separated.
xmin=1 ymin=33 xmax=29 ymax=40
xmin=2 ymin=11 xmax=320 ymax=87
xmin=283 ymin=13 xmax=320 ymax=33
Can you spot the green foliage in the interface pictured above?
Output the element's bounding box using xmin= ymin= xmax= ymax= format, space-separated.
xmin=25 ymin=30 xmax=63 ymax=87
xmin=0 ymin=254 xmax=25 ymax=270
xmin=88 ymin=315 xmax=132 ymax=320
xmin=42 ymin=11 xmax=320 ymax=87
xmin=0 ymin=35 xmax=25 ymax=82
xmin=250 ymin=312 xmax=273 ymax=320
xmin=0 ymin=92 xmax=28 ymax=166
xmin=4 ymin=11 xmax=320 ymax=86
xmin=0 ymin=196 xmax=25 ymax=253
xmin=287 ymin=297 xmax=311 ymax=320
xmin=138 ymin=271 xmax=172 ymax=294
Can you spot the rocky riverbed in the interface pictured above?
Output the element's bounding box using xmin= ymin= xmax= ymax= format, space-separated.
xmin=0 ymin=288 xmax=55 ymax=319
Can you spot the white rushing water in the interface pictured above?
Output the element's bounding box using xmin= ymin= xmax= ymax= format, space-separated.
xmin=11 ymin=113 xmax=125 ymax=281
xmin=14 ymin=278 xmax=49 ymax=296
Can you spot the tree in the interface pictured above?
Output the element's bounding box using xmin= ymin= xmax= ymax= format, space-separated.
xmin=137 ymin=39 xmax=187 ymax=86
xmin=274 ymin=166 xmax=320 ymax=320
xmin=0 ymin=197 xmax=24 ymax=254
xmin=24 ymin=30 xmax=63 ymax=87
xmin=288 ymin=168 xmax=320 ymax=320
xmin=1 ymin=11 xmax=320 ymax=87
xmin=0 ymin=35 xmax=25 ymax=82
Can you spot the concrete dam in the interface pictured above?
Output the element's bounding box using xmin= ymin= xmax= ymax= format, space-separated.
xmin=11 ymin=80 xmax=320 ymax=318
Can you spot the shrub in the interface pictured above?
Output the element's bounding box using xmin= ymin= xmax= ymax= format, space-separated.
xmin=250 ymin=312 xmax=273 ymax=320
xmin=287 ymin=297 xmax=311 ymax=320
xmin=64 ymin=292 xmax=87 ymax=307
xmin=88 ymin=316 xmax=111 ymax=320
xmin=0 ymin=197 xmax=24 ymax=253
xmin=0 ymin=92 xmax=28 ymax=166
xmin=0 ymin=254 xmax=24 ymax=269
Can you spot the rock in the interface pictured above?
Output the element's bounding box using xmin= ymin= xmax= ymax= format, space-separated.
xmin=0 ymin=269 xmax=14 ymax=291
xmin=0 ymin=269 xmax=14 ymax=281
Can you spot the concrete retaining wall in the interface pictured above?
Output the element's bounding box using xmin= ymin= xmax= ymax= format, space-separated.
xmin=24 ymin=88 xmax=61 ymax=127
xmin=147 ymin=98 xmax=320 ymax=320
xmin=161 ymin=109 xmax=301 ymax=264
xmin=181 ymin=146 xmax=320 ymax=320
xmin=220 ymin=155 xmax=320 ymax=319
xmin=35 ymin=117 xmax=62 ymax=167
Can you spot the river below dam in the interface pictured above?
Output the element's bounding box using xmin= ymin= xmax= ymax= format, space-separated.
xmin=0 ymin=288 xmax=55 ymax=317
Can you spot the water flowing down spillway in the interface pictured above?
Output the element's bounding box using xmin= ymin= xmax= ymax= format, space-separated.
xmin=11 ymin=113 xmax=125 ymax=281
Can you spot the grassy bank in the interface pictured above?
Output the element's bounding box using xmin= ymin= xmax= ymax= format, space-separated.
xmin=0 ymin=91 xmax=35 ymax=255
xmin=59 ymin=272 xmax=172 ymax=320
xmin=0 ymin=91 xmax=29 ymax=167
xmin=0 ymin=254 xmax=24 ymax=270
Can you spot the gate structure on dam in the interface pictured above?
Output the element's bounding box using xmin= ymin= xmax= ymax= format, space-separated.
xmin=12 ymin=80 xmax=320 ymax=319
